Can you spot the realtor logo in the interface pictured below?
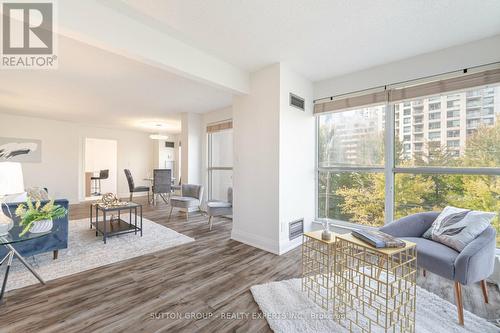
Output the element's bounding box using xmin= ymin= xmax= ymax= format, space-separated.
xmin=1 ymin=1 xmax=57 ymax=68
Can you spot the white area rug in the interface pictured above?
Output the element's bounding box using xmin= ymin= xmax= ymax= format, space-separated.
xmin=251 ymin=278 xmax=499 ymax=333
xmin=5 ymin=217 xmax=194 ymax=292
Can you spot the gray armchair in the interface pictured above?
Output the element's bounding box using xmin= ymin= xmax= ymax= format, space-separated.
xmin=169 ymin=184 xmax=203 ymax=221
xmin=380 ymin=211 xmax=496 ymax=326
xmin=206 ymin=187 xmax=232 ymax=230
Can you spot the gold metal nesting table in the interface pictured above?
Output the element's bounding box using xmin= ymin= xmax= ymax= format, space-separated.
xmin=302 ymin=231 xmax=417 ymax=333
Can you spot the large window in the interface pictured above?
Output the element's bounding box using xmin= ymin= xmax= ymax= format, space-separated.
xmin=316 ymin=81 xmax=500 ymax=245
xmin=207 ymin=126 xmax=233 ymax=201
xmin=317 ymin=106 xmax=386 ymax=226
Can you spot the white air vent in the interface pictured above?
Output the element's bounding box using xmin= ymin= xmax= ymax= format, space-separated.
xmin=290 ymin=93 xmax=305 ymax=111
xmin=289 ymin=219 xmax=304 ymax=240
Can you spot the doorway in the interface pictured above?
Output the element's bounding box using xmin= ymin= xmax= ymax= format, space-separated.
xmin=84 ymin=138 xmax=118 ymax=200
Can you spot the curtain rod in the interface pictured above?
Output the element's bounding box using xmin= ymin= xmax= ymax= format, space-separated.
xmin=314 ymin=61 xmax=500 ymax=104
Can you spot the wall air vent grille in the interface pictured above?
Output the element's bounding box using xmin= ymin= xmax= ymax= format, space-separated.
xmin=290 ymin=93 xmax=305 ymax=111
xmin=289 ymin=219 xmax=304 ymax=240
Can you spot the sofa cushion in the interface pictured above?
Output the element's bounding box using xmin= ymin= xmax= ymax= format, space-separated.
xmin=402 ymin=237 xmax=459 ymax=280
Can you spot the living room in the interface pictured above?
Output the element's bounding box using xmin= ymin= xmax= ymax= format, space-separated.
xmin=0 ymin=1 xmax=499 ymax=332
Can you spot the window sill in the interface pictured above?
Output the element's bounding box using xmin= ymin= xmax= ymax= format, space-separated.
xmin=312 ymin=218 xmax=378 ymax=232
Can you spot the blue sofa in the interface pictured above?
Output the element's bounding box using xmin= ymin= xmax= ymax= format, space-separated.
xmin=0 ymin=199 xmax=69 ymax=260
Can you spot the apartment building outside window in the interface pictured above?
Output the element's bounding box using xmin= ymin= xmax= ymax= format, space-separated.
xmin=429 ymin=112 xmax=441 ymax=120
xmin=447 ymin=100 xmax=460 ymax=108
xmin=428 ymin=131 xmax=440 ymax=140
xmin=429 ymin=122 xmax=441 ymax=129
xmin=429 ymin=102 xmax=441 ymax=110
xmin=316 ymin=80 xmax=500 ymax=245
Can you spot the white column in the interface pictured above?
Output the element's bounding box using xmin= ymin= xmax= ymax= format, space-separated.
xmin=180 ymin=113 xmax=202 ymax=185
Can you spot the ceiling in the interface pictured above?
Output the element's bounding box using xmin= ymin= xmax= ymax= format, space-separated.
xmin=2 ymin=1 xmax=500 ymax=132
xmin=118 ymin=0 xmax=500 ymax=81
xmin=0 ymin=35 xmax=233 ymax=133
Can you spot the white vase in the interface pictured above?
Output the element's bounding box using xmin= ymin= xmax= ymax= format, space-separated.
xmin=29 ymin=219 xmax=53 ymax=233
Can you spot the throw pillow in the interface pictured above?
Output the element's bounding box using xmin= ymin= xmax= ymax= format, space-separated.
xmin=422 ymin=206 xmax=469 ymax=239
xmin=431 ymin=206 xmax=495 ymax=252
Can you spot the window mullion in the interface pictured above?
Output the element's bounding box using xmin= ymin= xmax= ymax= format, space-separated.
xmin=384 ymin=103 xmax=395 ymax=224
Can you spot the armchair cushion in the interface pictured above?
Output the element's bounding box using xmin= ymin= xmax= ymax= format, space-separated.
xmin=207 ymin=201 xmax=232 ymax=217
xmin=402 ymin=237 xmax=459 ymax=280
xmin=181 ymin=184 xmax=203 ymax=200
xmin=170 ymin=196 xmax=200 ymax=209
xmin=207 ymin=201 xmax=231 ymax=208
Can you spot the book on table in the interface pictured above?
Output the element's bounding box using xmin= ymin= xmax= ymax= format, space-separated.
xmin=351 ymin=229 xmax=405 ymax=248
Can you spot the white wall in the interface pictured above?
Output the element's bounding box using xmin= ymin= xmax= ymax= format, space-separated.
xmin=232 ymin=64 xmax=281 ymax=254
xmin=152 ymin=137 xmax=177 ymax=174
xmin=84 ymin=138 xmax=118 ymax=195
xmin=279 ymin=65 xmax=315 ymax=254
xmin=232 ymin=63 xmax=315 ymax=255
xmin=0 ymin=113 xmax=153 ymax=203
xmin=314 ymin=35 xmax=500 ymax=99
xmin=181 ymin=113 xmax=203 ymax=185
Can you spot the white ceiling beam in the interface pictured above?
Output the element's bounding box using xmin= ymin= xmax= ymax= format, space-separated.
xmin=57 ymin=0 xmax=249 ymax=94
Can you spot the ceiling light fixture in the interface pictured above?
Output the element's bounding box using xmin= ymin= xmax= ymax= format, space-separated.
xmin=149 ymin=134 xmax=169 ymax=140
xmin=147 ymin=122 xmax=169 ymax=140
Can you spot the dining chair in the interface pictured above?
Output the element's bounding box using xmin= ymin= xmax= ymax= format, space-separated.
xmin=152 ymin=169 xmax=171 ymax=205
xmin=124 ymin=169 xmax=150 ymax=202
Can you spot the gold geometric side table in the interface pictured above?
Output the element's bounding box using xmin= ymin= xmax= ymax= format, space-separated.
xmin=302 ymin=230 xmax=338 ymax=311
xmin=334 ymin=233 xmax=417 ymax=333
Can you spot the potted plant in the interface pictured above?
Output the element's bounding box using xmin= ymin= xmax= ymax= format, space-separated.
xmin=15 ymin=198 xmax=67 ymax=236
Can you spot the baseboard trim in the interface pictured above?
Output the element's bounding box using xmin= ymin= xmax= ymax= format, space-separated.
xmin=231 ymin=228 xmax=279 ymax=255
xmin=278 ymin=236 xmax=302 ymax=255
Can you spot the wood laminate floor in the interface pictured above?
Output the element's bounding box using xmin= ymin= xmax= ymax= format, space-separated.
xmin=1 ymin=197 xmax=498 ymax=332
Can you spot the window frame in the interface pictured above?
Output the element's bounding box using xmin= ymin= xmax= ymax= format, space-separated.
xmin=315 ymin=99 xmax=500 ymax=238
xmin=207 ymin=128 xmax=233 ymax=201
